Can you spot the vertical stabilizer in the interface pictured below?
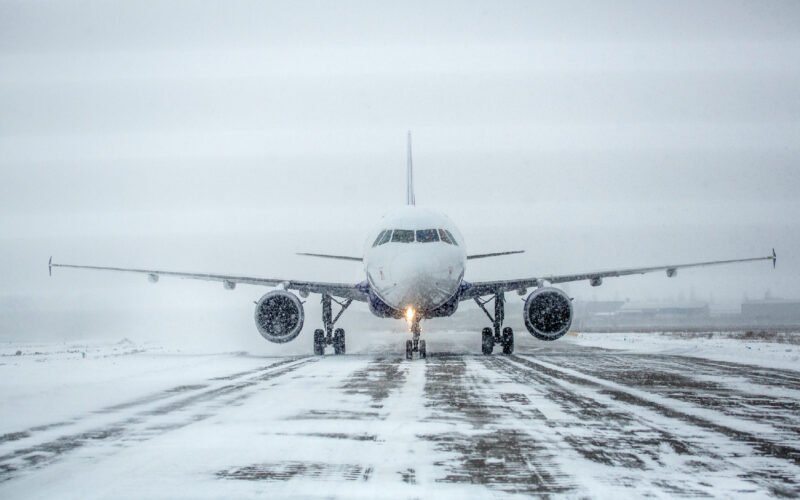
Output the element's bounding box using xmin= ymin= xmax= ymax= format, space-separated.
xmin=406 ymin=131 xmax=415 ymax=206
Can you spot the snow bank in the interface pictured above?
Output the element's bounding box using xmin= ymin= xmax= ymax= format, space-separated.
xmin=566 ymin=331 xmax=800 ymax=372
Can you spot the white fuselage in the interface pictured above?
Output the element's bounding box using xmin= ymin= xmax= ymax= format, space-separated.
xmin=363 ymin=206 xmax=467 ymax=316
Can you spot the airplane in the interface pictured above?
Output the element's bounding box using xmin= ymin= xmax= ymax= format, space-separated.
xmin=49 ymin=133 xmax=777 ymax=359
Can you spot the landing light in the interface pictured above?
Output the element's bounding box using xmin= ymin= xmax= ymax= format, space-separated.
xmin=405 ymin=307 xmax=415 ymax=323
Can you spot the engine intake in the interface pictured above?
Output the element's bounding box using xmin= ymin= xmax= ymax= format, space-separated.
xmin=523 ymin=287 xmax=573 ymax=341
xmin=254 ymin=290 xmax=304 ymax=343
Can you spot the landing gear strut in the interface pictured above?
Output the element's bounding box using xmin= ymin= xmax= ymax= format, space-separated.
xmin=405 ymin=317 xmax=427 ymax=360
xmin=474 ymin=292 xmax=514 ymax=355
xmin=313 ymin=293 xmax=352 ymax=355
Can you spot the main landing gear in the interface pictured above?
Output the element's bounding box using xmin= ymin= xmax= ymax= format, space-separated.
xmin=475 ymin=292 xmax=514 ymax=355
xmin=405 ymin=318 xmax=427 ymax=360
xmin=313 ymin=293 xmax=352 ymax=355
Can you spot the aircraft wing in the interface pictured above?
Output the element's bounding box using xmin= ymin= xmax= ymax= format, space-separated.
xmin=49 ymin=258 xmax=369 ymax=301
xmin=460 ymin=250 xmax=777 ymax=300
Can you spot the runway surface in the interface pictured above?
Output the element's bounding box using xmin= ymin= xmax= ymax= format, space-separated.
xmin=1 ymin=332 xmax=799 ymax=499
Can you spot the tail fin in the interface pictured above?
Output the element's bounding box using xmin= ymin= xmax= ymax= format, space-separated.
xmin=406 ymin=131 xmax=415 ymax=206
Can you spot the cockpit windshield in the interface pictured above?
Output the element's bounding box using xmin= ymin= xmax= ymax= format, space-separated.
xmin=391 ymin=229 xmax=415 ymax=243
xmin=372 ymin=230 xmax=387 ymax=247
xmin=416 ymin=229 xmax=439 ymax=243
xmin=439 ymin=229 xmax=457 ymax=245
xmin=377 ymin=230 xmax=392 ymax=245
xmin=373 ymin=228 xmax=456 ymax=245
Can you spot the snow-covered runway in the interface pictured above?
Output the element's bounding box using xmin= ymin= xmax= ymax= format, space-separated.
xmin=1 ymin=333 xmax=799 ymax=498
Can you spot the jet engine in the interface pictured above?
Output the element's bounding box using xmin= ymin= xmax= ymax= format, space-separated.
xmin=523 ymin=287 xmax=573 ymax=341
xmin=254 ymin=290 xmax=304 ymax=343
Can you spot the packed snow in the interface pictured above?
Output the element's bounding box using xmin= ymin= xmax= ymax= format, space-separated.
xmin=568 ymin=331 xmax=800 ymax=372
xmin=1 ymin=330 xmax=799 ymax=498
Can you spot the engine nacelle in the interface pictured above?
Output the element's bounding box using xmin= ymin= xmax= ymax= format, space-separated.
xmin=523 ymin=287 xmax=573 ymax=341
xmin=254 ymin=290 xmax=304 ymax=343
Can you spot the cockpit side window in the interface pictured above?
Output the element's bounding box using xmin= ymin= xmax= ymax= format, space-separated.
xmin=372 ymin=230 xmax=387 ymax=247
xmin=416 ymin=229 xmax=439 ymax=243
xmin=438 ymin=228 xmax=454 ymax=245
xmin=444 ymin=229 xmax=458 ymax=246
xmin=377 ymin=230 xmax=392 ymax=246
xmin=391 ymin=229 xmax=415 ymax=243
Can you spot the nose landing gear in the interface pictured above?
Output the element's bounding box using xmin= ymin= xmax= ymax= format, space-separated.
xmin=313 ymin=293 xmax=352 ymax=355
xmin=405 ymin=318 xmax=427 ymax=360
xmin=475 ymin=292 xmax=514 ymax=355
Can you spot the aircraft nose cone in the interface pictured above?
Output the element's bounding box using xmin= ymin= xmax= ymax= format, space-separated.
xmin=387 ymin=254 xmax=459 ymax=310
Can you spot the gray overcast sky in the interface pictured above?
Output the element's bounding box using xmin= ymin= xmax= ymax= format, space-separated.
xmin=1 ymin=0 xmax=798 ymax=341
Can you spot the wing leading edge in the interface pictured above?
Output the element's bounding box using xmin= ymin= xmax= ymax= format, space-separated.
xmin=296 ymin=253 xmax=362 ymax=262
xmin=48 ymin=258 xmax=368 ymax=301
xmin=460 ymin=249 xmax=777 ymax=300
xmin=467 ymin=250 xmax=525 ymax=260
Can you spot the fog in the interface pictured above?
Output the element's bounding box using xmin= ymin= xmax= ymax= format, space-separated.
xmin=1 ymin=0 xmax=798 ymax=345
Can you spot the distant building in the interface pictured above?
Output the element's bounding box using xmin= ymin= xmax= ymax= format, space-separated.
xmin=617 ymin=301 xmax=710 ymax=320
xmin=742 ymin=299 xmax=800 ymax=322
xmin=573 ymin=301 xmax=625 ymax=318
xmin=573 ymin=300 xmax=710 ymax=329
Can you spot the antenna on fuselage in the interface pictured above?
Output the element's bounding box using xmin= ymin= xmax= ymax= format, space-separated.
xmin=406 ymin=131 xmax=415 ymax=206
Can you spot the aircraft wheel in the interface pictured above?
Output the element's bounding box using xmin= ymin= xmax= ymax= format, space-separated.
xmin=481 ymin=327 xmax=494 ymax=355
xmin=419 ymin=339 xmax=427 ymax=359
xmin=502 ymin=327 xmax=514 ymax=355
xmin=313 ymin=329 xmax=325 ymax=356
xmin=405 ymin=339 xmax=413 ymax=360
xmin=333 ymin=328 xmax=346 ymax=355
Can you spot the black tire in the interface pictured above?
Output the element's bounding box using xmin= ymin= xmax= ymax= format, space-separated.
xmin=333 ymin=328 xmax=346 ymax=355
xmin=419 ymin=339 xmax=427 ymax=359
xmin=502 ymin=327 xmax=514 ymax=355
xmin=481 ymin=327 xmax=494 ymax=355
xmin=405 ymin=339 xmax=413 ymax=360
xmin=313 ymin=329 xmax=325 ymax=356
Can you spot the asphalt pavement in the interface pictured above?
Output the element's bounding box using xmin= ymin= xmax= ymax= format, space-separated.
xmin=1 ymin=333 xmax=799 ymax=499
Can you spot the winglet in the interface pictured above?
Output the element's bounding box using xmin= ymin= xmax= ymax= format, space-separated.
xmin=772 ymin=248 xmax=777 ymax=269
xmin=406 ymin=131 xmax=415 ymax=206
xmin=48 ymin=256 xmax=53 ymax=277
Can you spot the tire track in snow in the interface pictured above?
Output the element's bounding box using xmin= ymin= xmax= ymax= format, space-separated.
xmin=498 ymin=353 xmax=800 ymax=497
xmin=0 ymin=356 xmax=314 ymax=483
xmin=539 ymin=351 xmax=800 ymax=447
xmin=479 ymin=354 xmax=724 ymax=497
xmin=340 ymin=355 xmax=407 ymax=408
xmin=512 ymin=354 xmax=800 ymax=466
xmin=218 ymin=355 xmax=418 ymax=489
xmin=0 ymin=357 xmax=304 ymax=450
xmin=419 ymin=353 xmax=575 ymax=496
